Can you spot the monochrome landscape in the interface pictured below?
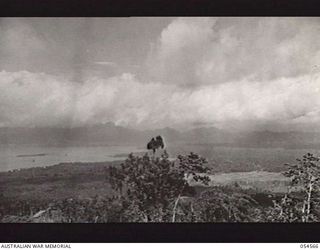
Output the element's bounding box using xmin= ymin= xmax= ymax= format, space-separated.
xmin=0 ymin=17 xmax=320 ymax=222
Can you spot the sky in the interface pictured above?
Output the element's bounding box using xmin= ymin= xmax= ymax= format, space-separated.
xmin=0 ymin=17 xmax=320 ymax=131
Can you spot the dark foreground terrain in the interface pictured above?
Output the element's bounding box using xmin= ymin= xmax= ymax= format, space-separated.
xmin=0 ymin=158 xmax=287 ymax=222
xmin=0 ymin=150 xmax=319 ymax=223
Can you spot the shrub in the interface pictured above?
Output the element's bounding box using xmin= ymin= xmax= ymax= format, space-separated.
xmin=108 ymin=151 xmax=210 ymax=222
xmin=193 ymin=187 xmax=261 ymax=222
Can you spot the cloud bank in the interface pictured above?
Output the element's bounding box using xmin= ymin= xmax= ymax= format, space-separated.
xmin=0 ymin=69 xmax=319 ymax=131
xmin=0 ymin=18 xmax=320 ymax=131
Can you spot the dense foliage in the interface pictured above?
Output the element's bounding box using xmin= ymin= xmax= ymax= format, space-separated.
xmin=268 ymin=153 xmax=320 ymax=222
xmin=108 ymin=151 xmax=210 ymax=222
xmin=193 ymin=187 xmax=261 ymax=222
xmin=0 ymin=197 xmax=123 ymax=222
xmin=1 ymin=152 xmax=320 ymax=223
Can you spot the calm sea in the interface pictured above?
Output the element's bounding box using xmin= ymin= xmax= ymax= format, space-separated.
xmin=0 ymin=145 xmax=145 ymax=172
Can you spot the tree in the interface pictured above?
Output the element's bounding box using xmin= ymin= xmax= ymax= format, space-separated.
xmin=265 ymin=194 xmax=301 ymax=222
xmin=172 ymin=152 xmax=210 ymax=222
xmin=282 ymin=153 xmax=320 ymax=222
xmin=147 ymin=135 xmax=165 ymax=154
xmin=108 ymin=151 xmax=210 ymax=222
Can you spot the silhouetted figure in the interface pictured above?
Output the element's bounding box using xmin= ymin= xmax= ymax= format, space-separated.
xmin=147 ymin=135 xmax=165 ymax=154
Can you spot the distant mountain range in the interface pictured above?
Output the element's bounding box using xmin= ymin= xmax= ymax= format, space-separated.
xmin=1 ymin=123 xmax=320 ymax=149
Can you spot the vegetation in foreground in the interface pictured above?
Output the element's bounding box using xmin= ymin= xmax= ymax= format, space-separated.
xmin=1 ymin=151 xmax=320 ymax=222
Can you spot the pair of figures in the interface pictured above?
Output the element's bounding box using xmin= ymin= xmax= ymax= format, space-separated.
xmin=147 ymin=135 xmax=165 ymax=154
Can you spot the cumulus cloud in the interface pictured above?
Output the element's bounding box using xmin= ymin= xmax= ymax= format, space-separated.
xmin=0 ymin=71 xmax=74 ymax=127
xmin=0 ymin=70 xmax=319 ymax=131
xmin=147 ymin=17 xmax=320 ymax=86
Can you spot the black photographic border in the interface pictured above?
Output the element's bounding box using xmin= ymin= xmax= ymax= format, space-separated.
xmin=0 ymin=0 xmax=320 ymax=243
xmin=0 ymin=0 xmax=319 ymax=16
xmin=1 ymin=223 xmax=320 ymax=242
